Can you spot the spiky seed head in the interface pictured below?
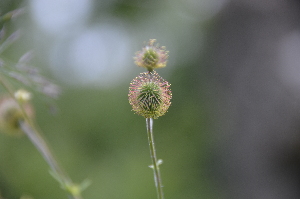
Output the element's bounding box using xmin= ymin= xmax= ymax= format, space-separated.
xmin=134 ymin=39 xmax=169 ymax=72
xmin=128 ymin=71 xmax=172 ymax=119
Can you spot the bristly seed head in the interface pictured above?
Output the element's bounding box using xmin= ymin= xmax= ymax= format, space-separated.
xmin=134 ymin=39 xmax=169 ymax=72
xmin=128 ymin=71 xmax=172 ymax=119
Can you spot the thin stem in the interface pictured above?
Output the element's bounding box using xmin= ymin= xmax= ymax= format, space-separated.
xmin=19 ymin=121 xmax=67 ymax=180
xmin=0 ymin=75 xmax=83 ymax=199
xmin=19 ymin=121 xmax=83 ymax=199
xmin=146 ymin=118 xmax=164 ymax=199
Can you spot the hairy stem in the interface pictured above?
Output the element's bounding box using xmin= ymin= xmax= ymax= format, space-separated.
xmin=146 ymin=118 xmax=164 ymax=199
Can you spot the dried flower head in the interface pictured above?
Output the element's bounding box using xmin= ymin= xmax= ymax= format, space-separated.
xmin=134 ymin=39 xmax=169 ymax=72
xmin=129 ymin=71 xmax=172 ymax=119
xmin=0 ymin=97 xmax=34 ymax=136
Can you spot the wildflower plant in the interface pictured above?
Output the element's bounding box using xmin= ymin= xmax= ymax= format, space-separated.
xmin=129 ymin=39 xmax=172 ymax=199
xmin=0 ymin=9 xmax=88 ymax=199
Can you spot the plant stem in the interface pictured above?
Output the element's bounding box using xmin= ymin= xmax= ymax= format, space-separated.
xmin=146 ymin=118 xmax=164 ymax=199
xmin=19 ymin=121 xmax=83 ymax=199
xmin=19 ymin=121 xmax=67 ymax=180
xmin=0 ymin=75 xmax=83 ymax=199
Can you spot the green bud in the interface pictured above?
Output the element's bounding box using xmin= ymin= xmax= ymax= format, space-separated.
xmin=0 ymin=97 xmax=34 ymax=136
xmin=14 ymin=89 xmax=32 ymax=103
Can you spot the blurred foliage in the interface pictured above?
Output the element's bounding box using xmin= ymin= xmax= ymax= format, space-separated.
xmin=0 ymin=0 xmax=22 ymax=13
xmin=0 ymin=0 xmax=219 ymax=199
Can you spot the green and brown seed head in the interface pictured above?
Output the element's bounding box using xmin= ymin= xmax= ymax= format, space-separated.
xmin=134 ymin=39 xmax=169 ymax=72
xmin=128 ymin=71 xmax=172 ymax=119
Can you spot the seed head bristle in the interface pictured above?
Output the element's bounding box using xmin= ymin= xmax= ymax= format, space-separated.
xmin=128 ymin=71 xmax=171 ymax=119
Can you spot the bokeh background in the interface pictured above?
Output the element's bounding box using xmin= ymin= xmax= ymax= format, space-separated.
xmin=1 ymin=0 xmax=300 ymax=199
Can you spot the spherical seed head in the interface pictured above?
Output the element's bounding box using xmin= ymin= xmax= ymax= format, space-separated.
xmin=128 ymin=71 xmax=172 ymax=119
xmin=134 ymin=39 xmax=169 ymax=71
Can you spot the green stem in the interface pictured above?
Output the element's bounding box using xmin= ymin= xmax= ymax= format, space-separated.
xmin=19 ymin=121 xmax=67 ymax=180
xmin=0 ymin=75 xmax=83 ymax=199
xmin=19 ymin=121 xmax=83 ymax=199
xmin=146 ymin=118 xmax=164 ymax=199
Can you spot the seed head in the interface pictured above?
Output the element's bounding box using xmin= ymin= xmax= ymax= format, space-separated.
xmin=134 ymin=39 xmax=169 ymax=72
xmin=128 ymin=71 xmax=172 ymax=119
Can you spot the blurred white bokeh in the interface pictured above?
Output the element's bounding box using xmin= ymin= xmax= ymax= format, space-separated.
xmin=63 ymin=24 xmax=131 ymax=86
xmin=29 ymin=0 xmax=132 ymax=87
xmin=28 ymin=0 xmax=228 ymax=87
xmin=30 ymin=0 xmax=91 ymax=35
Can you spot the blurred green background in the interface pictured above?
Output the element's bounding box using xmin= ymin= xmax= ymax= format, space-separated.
xmin=7 ymin=0 xmax=300 ymax=198
xmin=0 ymin=0 xmax=219 ymax=198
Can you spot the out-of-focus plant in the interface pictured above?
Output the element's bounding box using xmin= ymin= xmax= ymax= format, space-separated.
xmin=0 ymin=9 xmax=89 ymax=199
xmin=129 ymin=39 xmax=172 ymax=199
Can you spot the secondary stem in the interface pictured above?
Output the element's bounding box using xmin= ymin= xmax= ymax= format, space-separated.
xmin=146 ymin=118 xmax=164 ymax=199
xmin=19 ymin=121 xmax=67 ymax=181
xmin=0 ymin=75 xmax=83 ymax=199
xmin=19 ymin=121 xmax=83 ymax=199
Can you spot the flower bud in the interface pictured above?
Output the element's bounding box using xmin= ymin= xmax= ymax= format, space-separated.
xmin=14 ymin=89 xmax=32 ymax=103
xmin=128 ymin=71 xmax=172 ymax=119
xmin=134 ymin=39 xmax=169 ymax=72
xmin=0 ymin=97 xmax=34 ymax=136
